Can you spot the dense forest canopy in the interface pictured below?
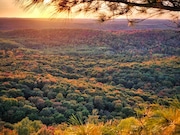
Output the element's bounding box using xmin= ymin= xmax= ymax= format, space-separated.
xmin=0 ymin=14 xmax=180 ymax=134
xmin=0 ymin=25 xmax=180 ymax=134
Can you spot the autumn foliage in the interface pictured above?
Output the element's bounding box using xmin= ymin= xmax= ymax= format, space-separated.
xmin=0 ymin=20 xmax=180 ymax=134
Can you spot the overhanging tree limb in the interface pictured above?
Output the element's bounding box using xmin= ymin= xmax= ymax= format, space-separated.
xmin=105 ymin=0 xmax=180 ymax=11
xmin=15 ymin=0 xmax=180 ymax=22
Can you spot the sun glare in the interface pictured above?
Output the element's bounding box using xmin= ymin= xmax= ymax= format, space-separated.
xmin=44 ymin=0 xmax=51 ymax=4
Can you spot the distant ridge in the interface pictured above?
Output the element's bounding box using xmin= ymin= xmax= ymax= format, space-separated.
xmin=0 ymin=18 xmax=176 ymax=31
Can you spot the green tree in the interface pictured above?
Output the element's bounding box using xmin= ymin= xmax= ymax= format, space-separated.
xmin=121 ymin=107 xmax=135 ymax=118
xmin=40 ymin=107 xmax=56 ymax=117
xmin=94 ymin=96 xmax=105 ymax=110
xmin=64 ymin=109 xmax=75 ymax=118
xmin=14 ymin=117 xmax=42 ymax=135
xmin=7 ymin=88 xmax=24 ymax=98
xmin=85 ymin=102 xmax=94 ymax=112
xmin=0 ymin=97 xmax=22 ymax=123
xmin=54 ymin=113 xmax=66 ymax=123
xmin=40 ymin=116 xmax=55 ymax=125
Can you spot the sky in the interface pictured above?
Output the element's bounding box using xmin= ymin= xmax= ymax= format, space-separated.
xmin=0 ymin=0 xmax=179 ymax=19
xmin=0 ymin=0 xmax=40 ymax=18
xmin=0 ymin=0 xmax=82 ymax=18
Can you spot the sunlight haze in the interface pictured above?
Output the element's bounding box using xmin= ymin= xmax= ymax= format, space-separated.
xmin=0 ymin=0 xmax=179 ymax=19
xmin=0 ymin=0 xmax=86 ymax=18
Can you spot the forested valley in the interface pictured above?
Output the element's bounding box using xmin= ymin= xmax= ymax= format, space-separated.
xmin=0 ymin=24 xmax=180 ymax=134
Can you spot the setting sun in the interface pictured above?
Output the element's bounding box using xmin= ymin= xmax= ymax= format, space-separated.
xmin=0 ymin=0 xmax=89 ymax=18
xmin=43 ymin=0 xmax=52 ymax=4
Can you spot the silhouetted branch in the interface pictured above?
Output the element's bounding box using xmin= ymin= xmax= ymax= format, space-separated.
xmin=15 ymin=0 xmax=180 ymax=22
